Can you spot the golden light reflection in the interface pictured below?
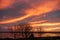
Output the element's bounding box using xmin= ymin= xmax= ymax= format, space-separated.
xmin=42 ymin=33 xmax=60 ymax=37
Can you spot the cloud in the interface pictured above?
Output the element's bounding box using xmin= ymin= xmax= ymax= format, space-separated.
xmin=0 ymin=0 xmax=60 ymax=24
xmin=0 ymin=0 xmax=15 ymax=10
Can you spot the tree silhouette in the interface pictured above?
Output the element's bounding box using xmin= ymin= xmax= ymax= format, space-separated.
xmin=18 ymin=23 xmax=33 ymax=38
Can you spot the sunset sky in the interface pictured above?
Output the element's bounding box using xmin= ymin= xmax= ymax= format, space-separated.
xmin=0 ymin=0 xmax=60 ymax=25
xmin=0 ymin=0 xmax=60 ymax=38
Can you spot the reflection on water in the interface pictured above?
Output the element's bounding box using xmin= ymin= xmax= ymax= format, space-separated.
xmin=0 ymin=24 xmax=60 ymax=38
xmin=0 ymin=33 xmax=60 ymax=38
xmin=41 ymin=33 xmax=60 ymax=37
xmin=33 ymin=33 xmax=60 ymax=37
xmin=0 ymin=33 xmax=14 ymax=38
xmin=33 ymin=33 xmax=41 ymax=37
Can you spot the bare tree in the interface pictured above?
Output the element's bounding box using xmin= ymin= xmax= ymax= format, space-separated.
xmin=18 ymin=23 xmax=32 ymax=38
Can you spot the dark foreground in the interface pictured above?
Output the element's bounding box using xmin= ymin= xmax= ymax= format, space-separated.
xmin=0 ymin=37 xmax=60 ymax=40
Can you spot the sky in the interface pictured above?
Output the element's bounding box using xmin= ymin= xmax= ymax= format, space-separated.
xmin=0 ymin=0 xmax=60 ymax=25
xmin=0 ymin=0 xmax=60 ymax=34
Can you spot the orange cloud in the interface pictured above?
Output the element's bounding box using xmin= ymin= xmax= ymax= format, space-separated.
xmin=25 ymin=0 xmax=59 ymax=16
xmin=0 ymin=14 xmax=31 ymax=24
xmin=0 ymin=0 xmax=59 ymax=24
xmin=29 ymin=20 xmax=47 ymax=24
xmin=0 ymin=0 xmax=15 ymax=10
